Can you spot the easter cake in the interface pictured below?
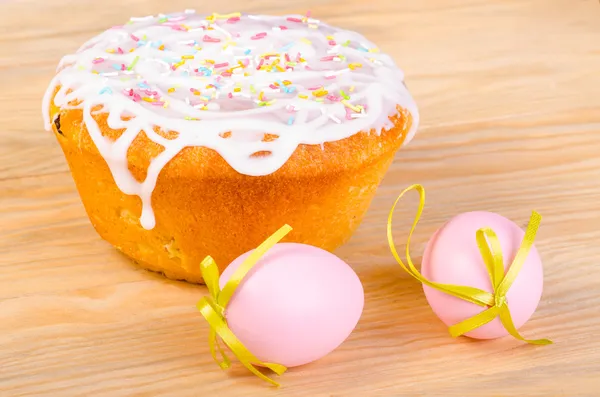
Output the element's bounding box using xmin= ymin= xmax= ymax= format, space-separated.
xmin=42 ymin=11 xmax=419 ymax=283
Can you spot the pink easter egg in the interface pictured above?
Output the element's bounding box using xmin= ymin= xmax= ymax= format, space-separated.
xmin=219 ymin=243 xmax=364 ymax=367
xmin=421 ymin=211 xmax=544 ymax=339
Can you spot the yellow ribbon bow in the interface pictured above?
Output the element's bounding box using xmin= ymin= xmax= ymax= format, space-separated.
xmin=196 ymin=225 xmax=293 ymax=386
xmin=387 ymin=184 xmax=552 ymax=345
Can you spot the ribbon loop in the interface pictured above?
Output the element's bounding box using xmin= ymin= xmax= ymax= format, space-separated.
xmin=197 ymin=224 xmax=293 ymax=386
xmin=388 ymin=184 xmax=552 ymax=345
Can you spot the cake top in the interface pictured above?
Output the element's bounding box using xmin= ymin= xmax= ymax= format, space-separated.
xmin=42 ymin=11 xmax=419 ymax=229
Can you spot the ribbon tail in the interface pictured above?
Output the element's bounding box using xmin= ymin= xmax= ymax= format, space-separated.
xmin=448 ymin=306 xmax=500 ymax=338
xmin=237 ymin=360 xmax=286 ymax=387
xmin=498 ymin=305 xmax=553 ymax=345
xmin=198 ymin=297 xmax=232 ymax=368
xmin=211 ymin=328 xmax=232 ymax=369
xmin=387 ymin=184 xmax=495 ymax=307
xmin=214 ymin=321 xmax=287 ymax=386
xmin=199 ymin=296 xmax=287 ymax=386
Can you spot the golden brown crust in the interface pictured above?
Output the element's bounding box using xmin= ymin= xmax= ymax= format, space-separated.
xmin=48 ymin=88 xmax=412 ymax=283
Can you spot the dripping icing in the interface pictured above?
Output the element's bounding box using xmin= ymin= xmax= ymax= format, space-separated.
xmin=42 ymin=11 xmax=420 ymax=230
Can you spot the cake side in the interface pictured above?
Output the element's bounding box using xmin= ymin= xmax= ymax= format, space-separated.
xmin=50 ymin=97 xmax=412 ymax=283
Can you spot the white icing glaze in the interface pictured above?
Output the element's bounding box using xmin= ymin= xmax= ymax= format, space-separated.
xmin=42 ymin=11 xmax=419 ymax=230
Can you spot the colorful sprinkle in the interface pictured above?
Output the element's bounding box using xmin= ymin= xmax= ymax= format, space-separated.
xmin=349 ymin=63 xmax=363 ymax=70
xmin=312 ymin=88 xmax=328 ymax=97
xmin=210 ymin=12 xmax=241 ymax=20
xmin=99 ymin=87 xmax=112 ymax=95
xmin=127 ymin=56 xmax=140 ymax=71
xmin=329 ymin=114 xmax=341 ymax=123
xmin=203 ymin=35 xmax=221 ymax=43
xmin=340 ymin=90 xmax=350 ymax=100
xmin=345 ymin=107 xmax=353 ymax=120
xmin=280 ymin=43 xmax=294 ymax=52
xmin=168 ymin=16 xmax=185 ymax=22
xmin=251 ymin=32 xmax=267 ymax=40
xmin=172 ymin=61 xmax=185 ymax=70
xmin=342 ymin=100 xmax=362 ymax=113
xmin=92 ymin=58 xmax=105 ymax=64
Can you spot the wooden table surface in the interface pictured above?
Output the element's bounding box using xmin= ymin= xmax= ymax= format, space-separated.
xmin=1 ymin=0 xmax=600 ymax=396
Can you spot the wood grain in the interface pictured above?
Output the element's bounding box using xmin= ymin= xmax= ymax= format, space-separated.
xmin=1 ymin=0 xmax=600 ymax=396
